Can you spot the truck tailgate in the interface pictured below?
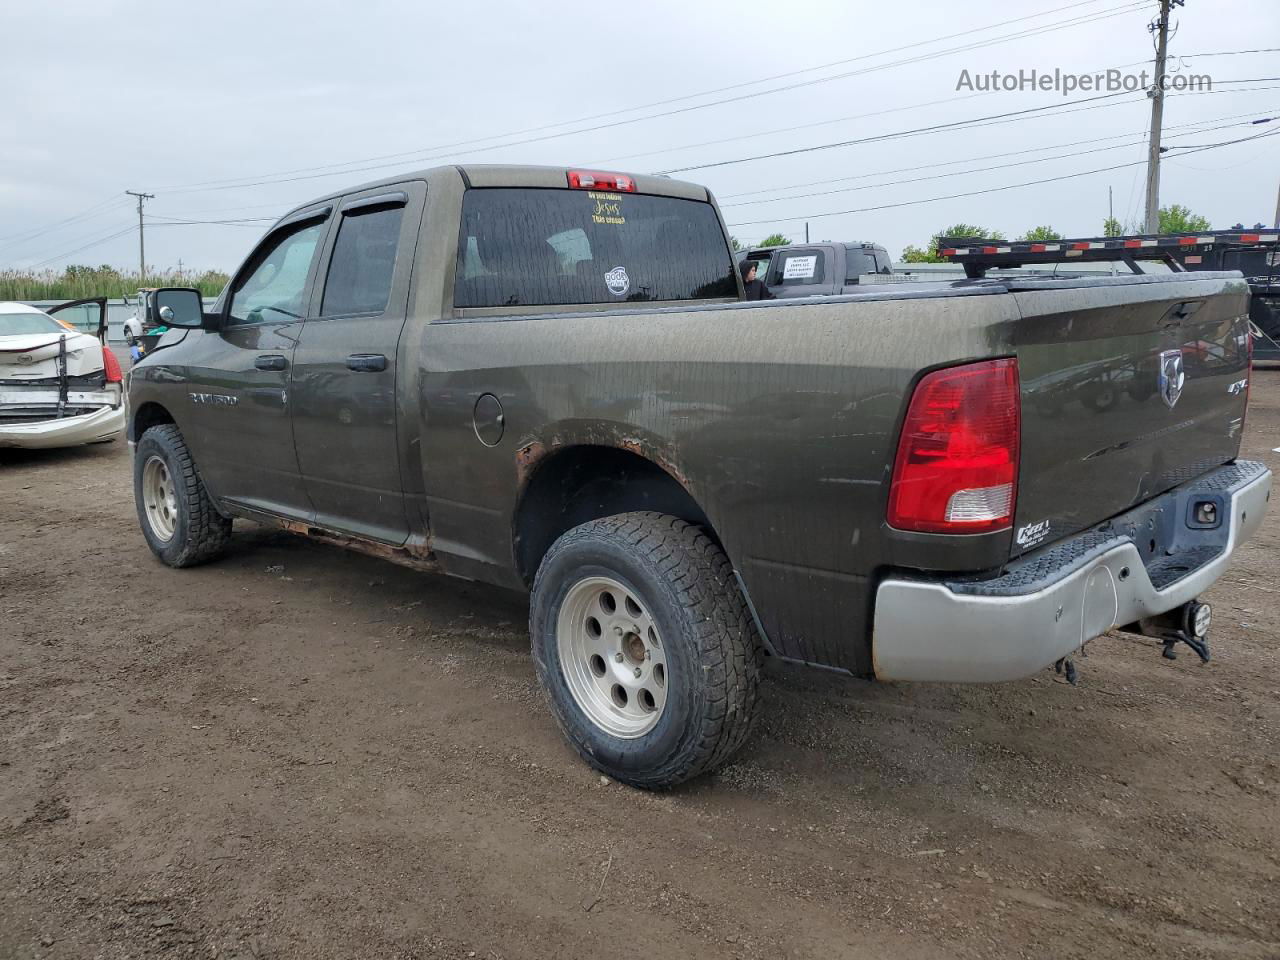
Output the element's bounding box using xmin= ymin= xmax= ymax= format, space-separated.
xmin=1010 ymin=273 xmax=1251 ymax=556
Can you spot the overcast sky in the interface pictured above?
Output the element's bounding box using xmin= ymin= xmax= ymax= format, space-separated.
xmin=2 ymin=0 xmax=1277 ymax=274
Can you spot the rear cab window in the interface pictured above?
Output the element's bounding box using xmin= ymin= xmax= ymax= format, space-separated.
xmin=454 ymin=188 xmax=736 ymax=308
xmin=844 ymin=248 xmax=877 ymax=283
xmin=767 ymin=249 xmax=825 ymax=287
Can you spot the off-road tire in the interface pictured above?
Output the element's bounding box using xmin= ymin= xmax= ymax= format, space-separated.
xmin=134 ymin=424 xmax=231 ymax=567
xmin=530 ymin=511 xmax=764 ymax=789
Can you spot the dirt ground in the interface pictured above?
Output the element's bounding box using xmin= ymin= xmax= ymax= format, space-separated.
xmin=2 ymin=370 xmax=1278 ymax=960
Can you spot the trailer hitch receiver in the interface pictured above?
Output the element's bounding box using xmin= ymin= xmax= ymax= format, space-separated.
xmin=1124 ymin=600 xmax=1212 ymax=663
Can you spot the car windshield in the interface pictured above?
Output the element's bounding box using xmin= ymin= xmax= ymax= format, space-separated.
xmin=0 ymin=312 xmax=65 ymax=336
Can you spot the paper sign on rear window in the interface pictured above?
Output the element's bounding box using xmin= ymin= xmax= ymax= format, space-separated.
xmin=782 ymin=255 xmax=817 ymax=280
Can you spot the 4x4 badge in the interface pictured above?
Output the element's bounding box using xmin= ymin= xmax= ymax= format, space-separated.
xmin=1158 ymin=349 xmax=1185 ymax=409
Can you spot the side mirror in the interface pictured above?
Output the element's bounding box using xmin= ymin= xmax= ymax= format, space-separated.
xmin=151 ymin=287 xmax=211 ymax=329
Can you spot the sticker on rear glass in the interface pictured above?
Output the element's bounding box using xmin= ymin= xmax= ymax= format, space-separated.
xmin=782 ymin=255 xmax=817 ymax=280
xmin=589 ymin=192 xmax=626 ymax=226
xmin=604 ymin=266 xmax=630 ymax=297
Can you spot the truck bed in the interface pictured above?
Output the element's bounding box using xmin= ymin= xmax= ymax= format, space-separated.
xmin=417 ymin=269 xmax=1251 ymax=675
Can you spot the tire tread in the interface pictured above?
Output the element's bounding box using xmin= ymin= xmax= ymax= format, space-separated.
xmin=532 ymin=511 xmax=763 ymax=788
xmin=137 ymin=424 xmax=231 ymax=567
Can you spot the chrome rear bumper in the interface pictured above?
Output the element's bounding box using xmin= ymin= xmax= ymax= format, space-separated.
xmin=872 ymin=460 xmax=1271 ymax=682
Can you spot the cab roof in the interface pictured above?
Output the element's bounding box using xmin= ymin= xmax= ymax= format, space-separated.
xmin=278 ymin=164 xmax=710 ymax=222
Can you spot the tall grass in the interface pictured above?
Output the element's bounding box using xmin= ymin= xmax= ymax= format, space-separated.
xmin=0 ymin=267 xmax=229 ymax=301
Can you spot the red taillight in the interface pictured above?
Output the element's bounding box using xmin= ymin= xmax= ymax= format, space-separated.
xmin=567 ymin=169 xmax=636 ymax=192
xmin=888 ymin=358 xmax=1020 ymax=534
xmin=101 ymin=343 xmax=123 ymax=383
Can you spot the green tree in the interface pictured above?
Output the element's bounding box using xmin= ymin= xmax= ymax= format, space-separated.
xmin=1017 ymin=225 xmax=1063 ymax=242
xmin=930 ymin=224 xmax=1004 ymax=254
xmin=1102 ymin=217 xmax=1125 ymax=237
xmin=1158 ymin=204 xmax=1212 ymax=234
xmin=759 ymin=233 xmax=791 ymax=247
xmin=729 ymin=236 xmax=742 ymax=252
xmin=901 ymin=244 xmax=943 ymax=263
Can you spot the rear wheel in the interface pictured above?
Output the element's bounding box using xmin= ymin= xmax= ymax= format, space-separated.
xmin=133 ymin=424 xmax=231 ymax=567
xmin=530 ymin=512 xmax=763 ymax=789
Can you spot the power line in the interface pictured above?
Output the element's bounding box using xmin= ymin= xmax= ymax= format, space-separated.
xmin=24 ymin=224 xmax=138 ymax=270
xmin=128 ymin=87 xmax=1280 ymax=240
xmin=719 ymin=115 xmax=1277 ymax=209
xmin=0 ymin=195 xmax=130 ymax=251
xmin=719 ymin=107 xmax=1276 ymax=200
xmin=157 ymin=0 xmax=1148 ymax=195
xmin=658 ymin=79 xmax=1280 ymax=176
xmin=590 ymin=89 xmax=999 ymax=168
xmin=724 ymin=127 xmax=1280 ymax=228
xmin=1158 ymin=118 xmax=1279 ymax=148
xmin=142 ymin=111 xmax=1275 ymax=245
xmin=658 ymin=90 xmax=1138 ymax=175
xmin=1173 ymin=47 xmax=1280 ymax=58
xmin=157 ymin=0 xmax=1129 ymax=192
xmin=591 ymin=55 xmax=1280 ymax=169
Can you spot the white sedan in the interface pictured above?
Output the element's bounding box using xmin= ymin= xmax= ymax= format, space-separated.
xmin=0 ymin=300 xmax=126 ymax=449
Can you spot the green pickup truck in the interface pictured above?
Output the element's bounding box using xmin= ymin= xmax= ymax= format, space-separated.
xmin=126 ymin=164 xmax=1270 ymax=788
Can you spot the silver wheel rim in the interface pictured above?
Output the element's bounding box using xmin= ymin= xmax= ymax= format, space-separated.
xmin=142 ymin=455 xmax=178 ymax=542
xmin=556 ymin=575 xmax=668 ymax=739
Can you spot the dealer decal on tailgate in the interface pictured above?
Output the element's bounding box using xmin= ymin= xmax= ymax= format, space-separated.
xmin=1016 ymin=519 xmax=1051 ymax=549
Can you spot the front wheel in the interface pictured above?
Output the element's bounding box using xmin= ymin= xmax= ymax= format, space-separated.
xmin=133 ymin=424 xmax=231 ymax=567
xmin=530 ymin=512 xmax=763 ymax=789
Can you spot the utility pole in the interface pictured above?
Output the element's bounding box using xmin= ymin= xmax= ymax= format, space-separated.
xmin=1143 ymin=0 xmax=1183 ymax=234
xmin=805 ymin=221 xmax=810 ymax=243
xmin=1274 ymin=180 xmax=1280 ymax=229
xmin=125 ymin=190 xmax=154 ymax=281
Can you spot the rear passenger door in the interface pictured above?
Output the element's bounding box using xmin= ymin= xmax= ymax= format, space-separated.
xmin=290 ymin=182 xmax=426 ymax=544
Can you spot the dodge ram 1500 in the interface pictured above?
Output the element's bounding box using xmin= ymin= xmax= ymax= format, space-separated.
xmin=126 ymin=164 xmax=1270 ymax=787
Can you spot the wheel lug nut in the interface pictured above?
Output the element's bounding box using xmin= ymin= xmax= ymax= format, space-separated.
xmin=633 ymin=667 xmax=642 ymax=679
xmin=614 ymin=653 xmax=624 ymax=663
xmin=644 ymin=649 xmax=651 ymax=660
xmin=613 ymin=625 xmax=623 ymax=636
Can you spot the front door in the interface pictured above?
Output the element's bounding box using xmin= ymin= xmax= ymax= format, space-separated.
xmin=46 ymin=297 xmax=108 ymax=341
xmin=183 ymin=207 xmax=332 ymax=518
xmin=290 ymin=183 xmax=424 ymax=544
